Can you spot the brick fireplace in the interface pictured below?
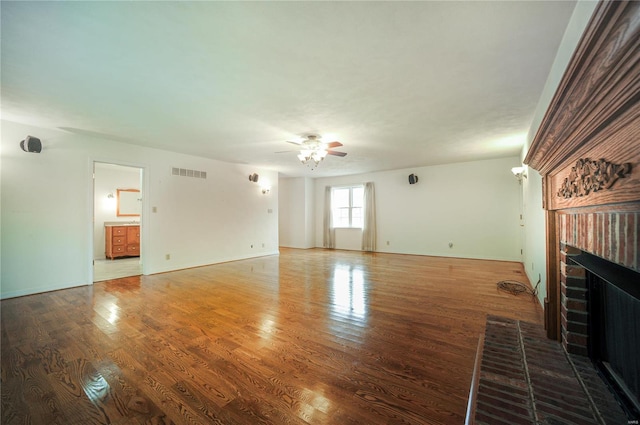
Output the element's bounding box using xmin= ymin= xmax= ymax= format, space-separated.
xmin=523 ymin=0 xmax=640 ymax=420
xmin=524 ymin=0 xmax=640 ymax=342
xmin=466 ymin=2 xmax=640 ymax=422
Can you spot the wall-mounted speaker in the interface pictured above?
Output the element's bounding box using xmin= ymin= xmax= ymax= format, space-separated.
xmin=248 ymin=173 xmax=259 ymax=183
xmin=20 ymin=136 xmax=42 ymax=153
xmin=408 ymin=173 xmax=418 ymax=184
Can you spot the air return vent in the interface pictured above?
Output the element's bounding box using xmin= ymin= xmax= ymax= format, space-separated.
xmin=172 ymin=167 xmax=207 ymax=179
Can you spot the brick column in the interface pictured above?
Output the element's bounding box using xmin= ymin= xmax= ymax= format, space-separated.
xmin=560 ymin=243 xmax=588 ymax=356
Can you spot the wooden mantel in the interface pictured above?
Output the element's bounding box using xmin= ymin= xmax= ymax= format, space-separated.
xmin=525 ymin=0 xmax=640 ymax=340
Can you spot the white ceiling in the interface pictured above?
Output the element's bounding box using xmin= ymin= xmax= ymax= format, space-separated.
xmin=1 ymin=1 xmax=577 ymax=177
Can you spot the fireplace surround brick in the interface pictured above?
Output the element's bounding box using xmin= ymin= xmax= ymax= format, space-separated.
xmin=560 ymin=211 xmax=640 ymax=273
xmin=559 ymin=241 xmax=591 ymax=355
xmin=559 ymin=211 xmax=640 ymax=356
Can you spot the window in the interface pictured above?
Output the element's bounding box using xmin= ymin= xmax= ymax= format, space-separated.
xmin=332 ymin=186 xmax=364 ymax=228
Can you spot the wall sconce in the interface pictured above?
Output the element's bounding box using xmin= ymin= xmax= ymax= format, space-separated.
xmin=511 ymin=166 xmax=527 ymax=182
xmin=260 ymin=180 xmax=271 ymax=194
xmin=104 ymin=192 xmax=117 ymax=211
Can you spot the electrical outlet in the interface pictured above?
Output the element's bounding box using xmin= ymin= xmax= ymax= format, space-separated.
xmin=152 ymin=206 xmax=158 ymax=213
xmin=448 ymin=242 xmax=453 ymax=248
xmin=386 ymin=241 xmax=390 ymax=246
xmin=262 ymin=243 xmax=265 ymax=248
xmin=165 ymin=254 xmax=170 ymax=260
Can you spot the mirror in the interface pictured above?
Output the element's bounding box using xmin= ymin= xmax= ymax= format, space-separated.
xmin=117 ymin=189 xmax=141 ymax=217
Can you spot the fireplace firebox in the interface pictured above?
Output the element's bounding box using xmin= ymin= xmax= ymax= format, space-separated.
xmin=572 ymin=252 xmax=640 ymax=418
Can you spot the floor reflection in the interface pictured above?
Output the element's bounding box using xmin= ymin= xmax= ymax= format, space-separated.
xmin=331 ymin=264 xmax=367 ymax=320
xmin=106 ymin=303 xmax=119 ymax=324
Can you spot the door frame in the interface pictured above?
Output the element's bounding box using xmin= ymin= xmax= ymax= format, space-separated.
xmin=89 ymin=158 xmax=149 ymax=283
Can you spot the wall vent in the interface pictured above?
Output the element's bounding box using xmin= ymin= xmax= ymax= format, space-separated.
xmin=172 ymin=167 xmax=207 ymax=179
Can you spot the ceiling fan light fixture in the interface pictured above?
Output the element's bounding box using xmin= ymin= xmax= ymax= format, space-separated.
xmin=285 ymin=134 xmax=346 ymax=169
xmin=311 ymin=150 xmax=327 ymax=162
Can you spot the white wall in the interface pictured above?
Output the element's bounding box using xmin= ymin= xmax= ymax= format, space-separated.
xmin=279 ymin=177 xmax=315 ymax=249
xmin=93 ymin=163 xmax=141 ymax=259
xmin=303 ymin=177 xmax=315 ymax=248
xmin=314 ymin=157 xmax=524 ymax=261
xmin=1 ymin=120 xmax=278 ymax=299
xmin=522 ymin=0 xmax=597 ymax=306
xmin=279 ymin=178 xmax=305 ymax=248
xmin=521 ymin=167 xmax=547 ymax=300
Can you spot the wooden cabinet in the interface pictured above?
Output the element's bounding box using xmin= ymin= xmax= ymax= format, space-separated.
xmin=105 ymin=224 xmax=140 ymax=259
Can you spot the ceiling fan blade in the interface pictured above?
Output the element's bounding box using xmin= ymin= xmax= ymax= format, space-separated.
xmin=274 ymin=150 xmax=296 ymax=154
xmin=327 ymin=150 xmax=347 ymax=157
xmin=286 ymin=140 xmax=302 ymax=146
xmin=327 ymin=141 xmax=343 ymax=148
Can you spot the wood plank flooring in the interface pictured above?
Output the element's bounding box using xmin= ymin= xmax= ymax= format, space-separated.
xmin=1 ymin=248 xmax=543 ymax=424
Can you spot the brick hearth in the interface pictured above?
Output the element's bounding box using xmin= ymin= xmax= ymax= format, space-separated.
xmin=471 ymin=315 xmax=627 ymax=424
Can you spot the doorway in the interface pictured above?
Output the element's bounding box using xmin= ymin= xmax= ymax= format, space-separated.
xmin=93 ymin=162 xmax=144 ymax=282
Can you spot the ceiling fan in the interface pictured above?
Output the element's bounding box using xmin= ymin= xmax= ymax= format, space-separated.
xmin=279 ymin=135 xmax=347 ymax=169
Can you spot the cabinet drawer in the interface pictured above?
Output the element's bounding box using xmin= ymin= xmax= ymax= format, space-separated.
xmin=126 ymin=244 xmax=140 ymax=254
xmin=112 ymin=227 xmax=126 ymax=236
xmin=112 ymin=245 xmax=125 ymax=254
xmin=112 ymin=237 xmax=125 ymax=245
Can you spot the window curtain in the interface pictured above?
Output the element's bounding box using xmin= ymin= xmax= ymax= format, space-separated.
xmin=323 ymin=186 xmax=335 ymax=249
xmin=362 ymin=182 xmax=377 ymax=252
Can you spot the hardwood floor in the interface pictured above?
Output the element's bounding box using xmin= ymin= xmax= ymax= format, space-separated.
xmin=1 ymin=249 xmax=543 ymax=425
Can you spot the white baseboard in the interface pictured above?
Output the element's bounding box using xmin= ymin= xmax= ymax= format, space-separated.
xmin=1 ymin=281 xmax=91 ymax=300
xmin=148 ymin=250 xmax=280 ymax=275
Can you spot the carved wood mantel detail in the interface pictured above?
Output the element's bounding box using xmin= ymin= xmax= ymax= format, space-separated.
xmin=557 ymin=158 xmax=632 ymax=199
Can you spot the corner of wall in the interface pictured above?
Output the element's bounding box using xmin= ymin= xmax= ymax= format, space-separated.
xmin=520 ymin=0 xmax=597 ymax=310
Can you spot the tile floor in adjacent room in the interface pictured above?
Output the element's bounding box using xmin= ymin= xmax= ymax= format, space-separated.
xmin=94 ymin=257 xmax=142 ymax=282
